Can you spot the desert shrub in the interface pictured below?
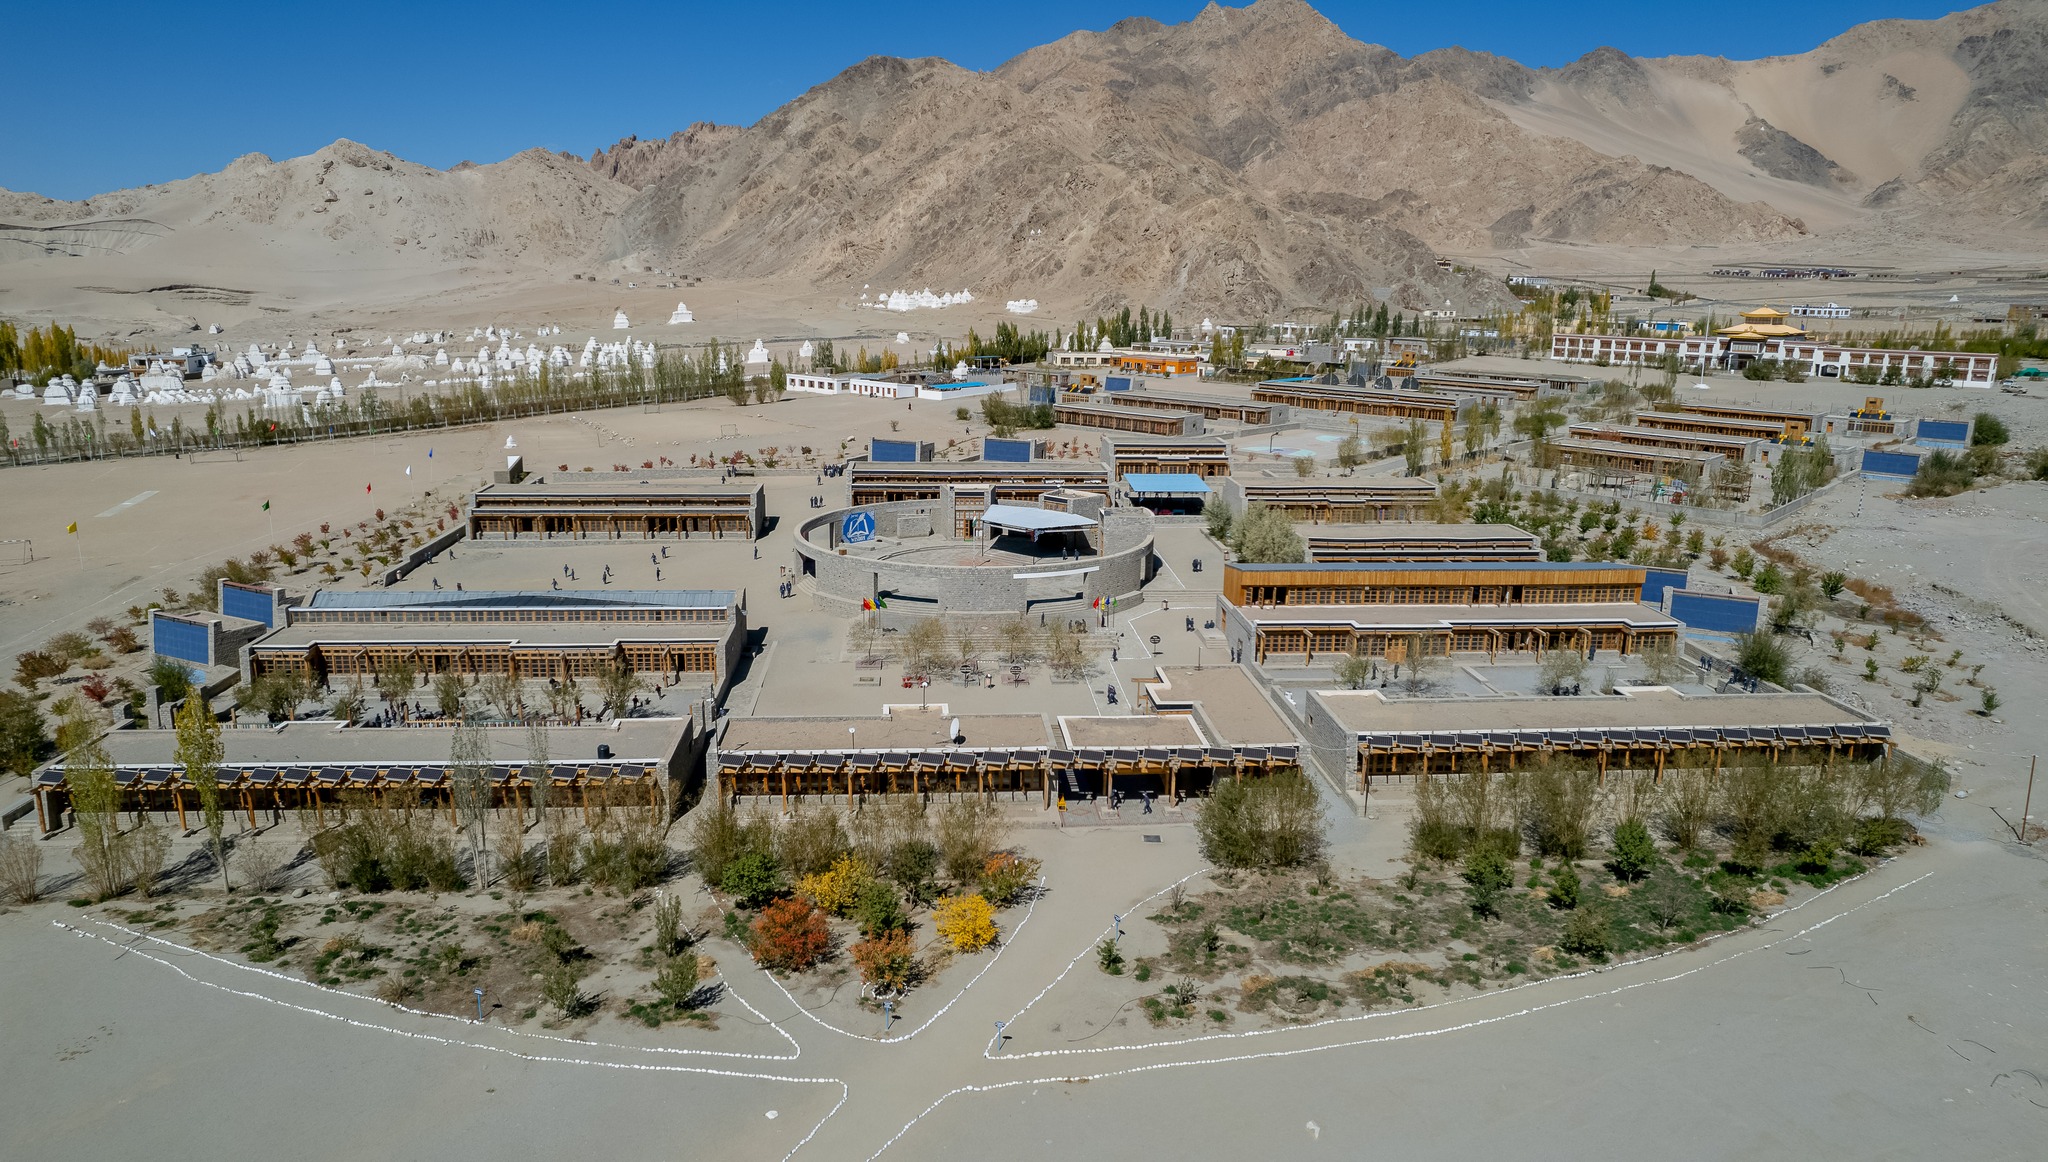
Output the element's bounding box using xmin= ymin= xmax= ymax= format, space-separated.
xmin=1195 ymin=768 xmax=1326 ymax=869
xmin=935 ymin=798 xmax=1009 ymax=883
xmin=750 ymin=898 xmax=830 ymax=971
xmin=15 ymin=649 xmax=67 ymax=688
xmin=653 ymin=950 xmax=702 ymax=1008
xmin=883 ymin=839 xmax=941 ymax=907
xmin=1407 ymin=775 xmax=1464 ymax=864
xmin=1732 ymin=632 xmax=1790 ymax=686
xmin=1097 ymin=938 xmax=1125 ymax=975
xmin=1848 ymin=815 xmax=1910 ymax=856
xmin=541 ymin=960 xmax=587 ymax=1016
xmin=1971 ymin=412 xmax=2009 ymax=446
xmin=1460 ymin=847 xmax=1514 ymax=917
xmin=0 ymin=691 xmax=49 ymax=776
xmin=978 ymin=851 xmax=1041 ymax=906
xmin=852 ymin=880 xmax=907 ymax=937
xmin=1520 ymin=761 xmax=1602 ymax=860
xmin=689 ymin=800 xmax=773 ymax=887
xmin=0 ymin=831 xmax=44 ymax=903
xmin=776 ymin=809 xmax=850 ymax=879
xmin=795 ymin=854 xmax=876 ymax=918
xmin=583 ymin=828 xmax=668 ymax=893
xmin=1548 ymin=862 xmax=1581 ymax=910
xmin=720 ymin=851 xmax=783 ymax=908
xmin=1606 ymin=817 xmax=1659 ymax=882
xmin=1906 ymin=449 xmax=1980 ymax=498
xmin=851 ymin=929 xmax=915 ymax=991
xmin=1559 ymin=908 xmax=1611 ymax=960
xmin=933 ymin=893 xmax=998 ymax=952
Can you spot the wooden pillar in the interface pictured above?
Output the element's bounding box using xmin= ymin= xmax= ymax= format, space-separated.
xmin=314 ymin=789 xmax=324 ymax=828
xmin=173 ymin=787 xmax=187 ymax=832
xmin=1655 ymin=748 xmax=1667 ymax=784
xmin=1105 ymin=763 xmax=1114 ymax=806
xmin=780 ymin=769 xmax=788 ymax=813
xmin=1598 ymin=749 xmax=1609 ymax=785
xmin=580 ymin=782 xmax=592 ymax=827
xmin=243 ymin=789 xmax=256 ymax=829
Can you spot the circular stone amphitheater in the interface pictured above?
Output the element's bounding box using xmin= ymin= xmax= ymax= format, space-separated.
xmin=792 ymin=497 xmax=1156 ymax=615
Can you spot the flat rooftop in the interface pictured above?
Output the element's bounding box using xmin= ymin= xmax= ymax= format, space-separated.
xmin=1058 ymin=714 xmax=1207 ymax=750
xmin=1228 ymin=560 xmax=1635 ymax=575
xmin=474 ymin=480 xmax=761 ymax=498
xmin=1140 ymin=666 xmax=1295 ymax=747
xmin=717 ymin=711 xmax=1052 ymax=753
xmin=1570 ymin=423 xmax=1754 ymax=449
xmin=1233 ymin=478 xmax=1439 ymax=495
xmin=1314 ymin=686 xmax=1881 ymax=738
xmin=1550 ymin=437 xmax=1724 ymax=465
xmin=1239 ymin=602 xmax=1679 ymax=630
xmin=83 ymin=719 xmax=689 ymax=767
xmin=850 ymin=462 xmax=1109 ymax=477
xmin=1303 ymin=524 xmax=1538 ymax=544
xmin=1124 ymin=473 xmax=1214 ymax=495
xmin=254 ymin=622 xmax=729 ymax=648
xmin=303 ymin=589 xmax=735 ymax=610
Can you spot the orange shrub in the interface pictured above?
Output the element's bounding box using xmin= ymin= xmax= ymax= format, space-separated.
xmin=749 ymin=898 xmax=829 ymax=972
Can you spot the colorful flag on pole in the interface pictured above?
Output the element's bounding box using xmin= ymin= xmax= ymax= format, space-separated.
xmin=65 ymin=521 xmax=78 ymax=534
xmin=405 ymin=465 xmax=412 ymax=477
xmin=366 ymin=483 xmax=373 ymax=493
xmin=860 ymin=598 xmax=875 ymax=611
xmin=261 ymin=500 xmax=270 ymax=511
xmin=427 ymin=448 xmax=433 ymax=458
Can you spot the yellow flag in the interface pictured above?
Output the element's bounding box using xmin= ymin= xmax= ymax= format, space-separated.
xmin=66 ymin=521 xmax=78 ymax=534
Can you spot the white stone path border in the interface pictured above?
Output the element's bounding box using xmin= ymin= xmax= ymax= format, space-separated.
xmin=54 ymin=921 xmax=846 ymax=1162
xmin=759 ymin=875 xmax=1049 ymax=1042
xmin=53 ymin=865 xmax=1929 ymax=1162
xmin=866 ymin=871 xmax=1933 ymax=1159
xmin=64 ymin=917 xmax=804 ymax=1061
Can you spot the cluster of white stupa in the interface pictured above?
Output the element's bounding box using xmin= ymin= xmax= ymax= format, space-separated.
xmin=862 ymin=288 xmax=975 ymax=312
xmin=1005 ymin=299 xmax=1040 ymax=315
xmin=576 ymin=336 xmax=658 ymax=371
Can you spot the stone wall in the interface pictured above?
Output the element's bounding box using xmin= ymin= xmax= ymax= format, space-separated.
xmin=794 ymin=500 xmax=1156 ymax=615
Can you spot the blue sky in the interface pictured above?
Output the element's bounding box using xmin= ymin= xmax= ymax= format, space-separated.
xmin=2 ymin=0 xmax=1972 ymax=199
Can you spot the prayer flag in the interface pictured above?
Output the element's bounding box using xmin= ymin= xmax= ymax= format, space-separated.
xmin=405 ymin=465 xmax=412 ymax=477
xmin=65 ymin=521 xmax=78 ymax=534
xmin=261 ymin=500 xmax=270 ymax=511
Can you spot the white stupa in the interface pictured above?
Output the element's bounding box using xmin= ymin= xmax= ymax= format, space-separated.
xmin=208 ymin=323 xmax=222 ymax=334
xmin=745 ymin=339 xmax=770 ymax=367
xmin=667 ymin=302 xmax=694 ymax=324
xmin=613 ymin=310 xmax=630 ymax=330
xmin=952 ymin=360 xmax=971 ymax=382
xmin=798 ymin=340 xmax=815 ymax=360
xmin=42 ymin=380 xmax=72 ymax=405
xmin=434 ymin=348 xmax=448 ymax=366
xmin=75 ymin=383 xmax=100 ymax=411
xmin=1004 ymin=299 xmax=1039 ymax=315
xmin=896 ymin=331 xmax=911 ymax=344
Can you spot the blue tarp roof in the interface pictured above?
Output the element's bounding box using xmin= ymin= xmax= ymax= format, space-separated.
xmin=1124 ymin=473 xmax=1213 ymax=495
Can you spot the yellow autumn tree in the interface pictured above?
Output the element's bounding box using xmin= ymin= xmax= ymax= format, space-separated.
xmin=795 ymin=854 xmax=875 ymax=918
xmin=933 ymin=893 xmax=997 ymax=952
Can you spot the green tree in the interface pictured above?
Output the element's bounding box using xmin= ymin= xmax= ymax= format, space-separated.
xmin=1404 ymin=418 xmax=1428 ymax=475
xmin=1334 ymin=653 xmax=1375 ymax=689
xmin=1194 ymin=769 xmax=1326 ymax=869
xmin=175 ymin=693 xmax=229 ymax=889
xmin=1971 ymin=412 xmax=2009 ymax=446
xmin=720 ymin=850 xmax=783 ymax=908
xmin=1460 ymin=847 xmax=1513 ymax=918
xmin=450 ymin=718 xmax=492 ymax=886
xmin=1229 ymin=504 xmax=1305 ymax=563
xmin=0 ymin=690 xmax=49 ymax=777
xmin=1548 ymin=862 xmax=1581 ymax=909
xmin=1733 ymin=631 xmax=1790 ymax=686
xmin=64 ymin=708 xmax=128 ymax=900
xmin=1606 ymin=817 xmax=1658 ymax=882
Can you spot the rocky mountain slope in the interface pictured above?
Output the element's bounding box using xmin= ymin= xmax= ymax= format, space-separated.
xmin=5 ymin=0 xmax=2044 ymax=330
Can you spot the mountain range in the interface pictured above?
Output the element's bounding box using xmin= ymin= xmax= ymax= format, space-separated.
xmin=4 ymin=0 xmax=2044 ymax=334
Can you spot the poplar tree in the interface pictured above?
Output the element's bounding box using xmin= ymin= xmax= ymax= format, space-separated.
xmin=175 ymin=694 xmax=229 ymax=888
